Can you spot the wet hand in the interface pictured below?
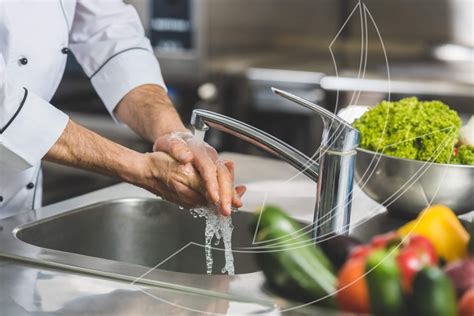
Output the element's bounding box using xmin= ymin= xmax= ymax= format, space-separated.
xmin=153 ymin=132 xmax=245 ymax=215
xmin=135 ymin=151 xmax=208 ymax=208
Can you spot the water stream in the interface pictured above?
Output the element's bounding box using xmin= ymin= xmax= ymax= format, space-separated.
xmin=189 ymin=206 xmax=235 ymax=275
xmin=189 ymin=128 xmax=235 ymax=275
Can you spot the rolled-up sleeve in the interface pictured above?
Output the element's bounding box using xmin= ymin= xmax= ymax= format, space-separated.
xmin=69 ymin=0 xmax=166 ymax=122
xmin=0 ymin=15 xmax=68 ymax=172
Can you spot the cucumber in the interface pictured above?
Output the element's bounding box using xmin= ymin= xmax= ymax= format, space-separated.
xmin=365 ymin=249 xmax=405 ymax=316
xmin=253 ymin=205 xmax=337 ymax=307
xmin=411 ymin=266 xmax=457 ymax=316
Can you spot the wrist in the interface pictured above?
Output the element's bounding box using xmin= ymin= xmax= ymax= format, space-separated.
xmin=152 ymin=126 xmax=191 ymax=140
xmin=116 ymin=84 xmax=191 ymax=142
xmin=116 ymin=150 xmax=149 ymax=184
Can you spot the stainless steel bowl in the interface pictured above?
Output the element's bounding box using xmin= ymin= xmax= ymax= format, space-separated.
xmin=355 ymin=148 xmax=474 ymax=218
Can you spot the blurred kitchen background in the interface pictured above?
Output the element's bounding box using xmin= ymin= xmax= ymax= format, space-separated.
xmin=44 ymin=0 xmax=474 ymax=205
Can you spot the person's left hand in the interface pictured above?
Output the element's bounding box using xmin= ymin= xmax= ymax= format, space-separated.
xmin=153 ymin=132 xmax=246 ymax=216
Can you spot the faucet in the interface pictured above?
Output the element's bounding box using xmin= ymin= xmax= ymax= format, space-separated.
xmin=191 ymin=88 xmax=360 ymax=239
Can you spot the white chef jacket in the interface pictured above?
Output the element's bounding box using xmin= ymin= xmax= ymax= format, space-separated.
xmin=0 ymin=0 xmax=166 ymax=217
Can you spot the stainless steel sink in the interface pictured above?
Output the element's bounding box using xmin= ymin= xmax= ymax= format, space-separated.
xmin=16 ymin=198 xmax=259 ymax=275
xmin=0 ymin=182 xmax=409 ymax=314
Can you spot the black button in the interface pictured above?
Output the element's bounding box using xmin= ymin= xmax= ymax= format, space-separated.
xmin=19 ymin=57 xmax=28 ymax=65
xmin=26 ymin=182 xmax=34 ymax=190
xmin=61 ymin=47 xmax=69 ymax=54
xmin=0 ymin=196 xmax=3 ymax=202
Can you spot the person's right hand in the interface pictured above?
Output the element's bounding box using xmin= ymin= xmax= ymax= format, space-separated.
xmin=153 ymin=132 xmax=246 ymax=215
xmin=133 ymin=151 xmax=208 ymax=208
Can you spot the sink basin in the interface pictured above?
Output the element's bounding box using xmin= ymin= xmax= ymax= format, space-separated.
xmin=0 ymin=183 xmax=410 ymax=314
xmin=16 ymin=198 xmax=259 ymax=275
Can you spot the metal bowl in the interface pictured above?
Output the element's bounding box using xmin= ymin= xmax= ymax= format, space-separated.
xmin=355 ymin=148 xmax=474 ymax=218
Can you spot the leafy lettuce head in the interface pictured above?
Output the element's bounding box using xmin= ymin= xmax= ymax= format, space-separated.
xmin=353 ymin=97 xmax=462 ymax=164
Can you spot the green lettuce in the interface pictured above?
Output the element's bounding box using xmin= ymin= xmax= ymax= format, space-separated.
xmin=451 ymin=145 xmax=474 ymax=165
xmin=353 ymin=97 xmax=463 ymax=164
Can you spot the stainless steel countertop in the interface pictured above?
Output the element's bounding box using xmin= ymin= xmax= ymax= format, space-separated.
xmin=0 ymin=153 xmax=386 ymax=315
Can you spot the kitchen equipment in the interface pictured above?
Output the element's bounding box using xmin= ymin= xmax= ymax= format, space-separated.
xmin=191 ymin=88 xmax=360 ymax=238
xmin=0 ymin=179 xmax=409 ymax=314
xmin=16 ymin=198 xmax=259 ymax=275
xmin=349 ymin=0 xmax=474 ymax=49
xmin=355 ymin=148 xmax=474 ymax=218
xmin=127 ymin=0 xmax=342 ymax=83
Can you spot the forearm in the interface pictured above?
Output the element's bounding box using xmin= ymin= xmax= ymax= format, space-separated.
xmin=114 ymin=84 xmax=189 ymax=143
xmin=45 ymin=119 xmax=209 ymax=207
xmin=45 ymin=119 xmax=144 ymax=183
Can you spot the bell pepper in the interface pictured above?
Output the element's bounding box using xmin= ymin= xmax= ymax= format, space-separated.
xmin=336 ymin=256 xmax=371 ymax=314
xmin=396 ymin=235 xmax=437 ymax=293
xmin=349 ymin=231 xmax=400 ymax=260
xmin=365 ymin=249 xmax=405 ymax=316
xmin=371 ymin=231 xmax=400 ymax=248
xmin=398 ymin=205 xmax=469 ymax=262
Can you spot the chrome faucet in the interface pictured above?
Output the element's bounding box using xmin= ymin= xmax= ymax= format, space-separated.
xmin=191 ymin=88 xmax=360 ymax=239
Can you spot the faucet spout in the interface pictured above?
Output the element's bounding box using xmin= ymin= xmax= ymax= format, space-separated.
xmin=191 ymin=88 xmax=359 ymax=239
xmin=191 ymin=110 xmax=319 ymax=182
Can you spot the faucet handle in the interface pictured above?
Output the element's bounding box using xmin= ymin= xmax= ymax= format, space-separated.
xmin=271 ymin=87 xmax=352 ymax=129
xmin=271 ymin=87 xmax=359 ymax=152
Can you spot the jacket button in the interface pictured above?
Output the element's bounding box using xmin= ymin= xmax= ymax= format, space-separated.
xmin=19 ymin=57 xmax=28 ymax=65
xmin=0 ymin=196 xmax=3 ymax=202
xmin=26 ymin=182 xmax=34 ymax=190
xmin=61 ymin=47 xmax=69 ymax=54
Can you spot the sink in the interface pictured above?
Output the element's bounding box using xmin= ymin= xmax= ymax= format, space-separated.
xmin=0 ymin=182 xmax=412 ymax=314
xmin=16 ymin=198 xmax=260 ymax=275
xmin=14 ymin=196 xmax=408 ymax=277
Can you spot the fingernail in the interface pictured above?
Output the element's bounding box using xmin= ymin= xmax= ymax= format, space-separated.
xmin=182 ymin=163 xmax=194 ymax=174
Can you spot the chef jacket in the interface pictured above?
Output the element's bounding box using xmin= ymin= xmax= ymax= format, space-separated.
xmin=0 ymin=0 xmax=166 ymax=217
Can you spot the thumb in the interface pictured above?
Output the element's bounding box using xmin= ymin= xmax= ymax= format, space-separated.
xmin=154 ymin=135 xmax=194 ymax=164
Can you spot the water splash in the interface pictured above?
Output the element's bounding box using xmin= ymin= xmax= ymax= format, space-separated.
xmin=189 ymin=206 xmax=235 ymax=275
xmin=189 ymin=128 xmax=235 ymax=275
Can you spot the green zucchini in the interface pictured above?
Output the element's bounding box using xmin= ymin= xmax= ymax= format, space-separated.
xmin=365 ymin=249 xmax=405 ymax=316
xmin=253 ymin=205 xmax=336 ymax=307
xmin=411 ymin=266 xmax=457 ymax=316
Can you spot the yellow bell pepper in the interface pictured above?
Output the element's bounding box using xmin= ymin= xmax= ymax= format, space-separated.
xmin=398 ymin=205 xmax=469 ymax=262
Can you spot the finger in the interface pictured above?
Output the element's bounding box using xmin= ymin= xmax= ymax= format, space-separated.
xmin=173 ymin=181 xmax=207 ymax=207
xmin=224 ymin=160 xmax=243 ymax=207
xmin=231 ymin=185 xmax=247 ymax=207
xmin=235 ymin=185 xmax=247 ymax=198
xmin=178 ymin=161 xmax=219 ymax=206
xmin=154 ymin=136 xmax=194 ymax=164
xmin=217 ymin=162 xmax=233 ymax=216
xmin=176 ymin=163 xmax=207 ymax=196
xmin=170 ymin=140 xmax=194 ymax=163
xmin=231 ymin=189 xmax=242 ymax=208
xmin=223 ymin=160 xmax=235 ymax=181
xmin=192 ymin=148 xmax=220 ymax=204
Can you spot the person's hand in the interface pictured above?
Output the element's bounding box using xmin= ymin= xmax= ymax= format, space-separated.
xmin=133 ymin=151 xmax=208 ymax=208
xmin=153 ymin=132 xmax=246 ymax=215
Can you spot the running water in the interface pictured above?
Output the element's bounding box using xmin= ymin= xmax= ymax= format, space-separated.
xmin=188 ymin=129 xmax=235 ymax=275
xmin=192 ymin=129 xmax=207 ymax=142
xmin=189 ymin=206 xmax=235 ymax=275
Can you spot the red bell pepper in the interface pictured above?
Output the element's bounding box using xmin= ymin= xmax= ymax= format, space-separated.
xmin=396 ymin=235 xmax=438 ymax=292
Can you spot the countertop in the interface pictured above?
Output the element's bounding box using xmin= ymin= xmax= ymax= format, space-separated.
xmin=0 ymin=153 xmax=386 ymax=315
